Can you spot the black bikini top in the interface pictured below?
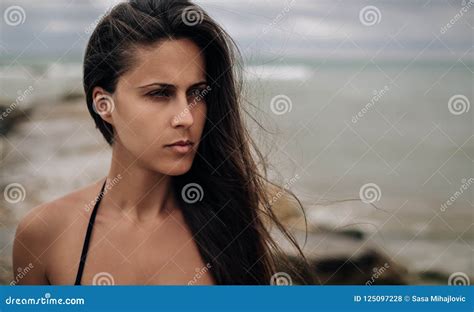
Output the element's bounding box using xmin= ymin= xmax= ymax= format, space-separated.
xmin=74 ymin=179 xmax=107 ymax=285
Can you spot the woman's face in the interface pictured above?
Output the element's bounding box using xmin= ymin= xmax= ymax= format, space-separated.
xmin=95 ymin=39 xmax=208 ymax=176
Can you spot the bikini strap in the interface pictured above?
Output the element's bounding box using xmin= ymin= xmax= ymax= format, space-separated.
xmin=74 ymin=179 xmax=107 ymax=285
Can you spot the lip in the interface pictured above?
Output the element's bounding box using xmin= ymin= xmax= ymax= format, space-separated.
xmin=165 ymin=139 xmax=194 ymax=147
xmin=165 ymin=140 xmax=194 ymax=154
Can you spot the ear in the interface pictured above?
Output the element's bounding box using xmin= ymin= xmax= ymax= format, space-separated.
xmin=92 ymin=87 xmax=115 ymax=125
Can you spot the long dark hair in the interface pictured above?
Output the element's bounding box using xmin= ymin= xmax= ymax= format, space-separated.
xmin=83 ymin=0 xmax=315 ymax=285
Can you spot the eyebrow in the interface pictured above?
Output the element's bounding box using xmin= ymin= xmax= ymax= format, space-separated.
xmin=137 ymin=81 xmax=208 ymax=90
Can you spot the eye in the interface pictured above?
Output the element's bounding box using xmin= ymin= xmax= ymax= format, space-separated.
xmin=147 ymin=89 xmax=171 ymax=98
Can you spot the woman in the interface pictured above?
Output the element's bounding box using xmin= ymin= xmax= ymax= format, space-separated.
xmin=12 ymin=0 xmax=313 ymax=285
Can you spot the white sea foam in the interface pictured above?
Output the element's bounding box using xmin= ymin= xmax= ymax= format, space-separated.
xmin=244 ymin=64 xmax=313 ymax=81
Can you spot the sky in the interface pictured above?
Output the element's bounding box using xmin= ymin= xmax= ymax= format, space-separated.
xmin=0 ymin=0 xmax=472 ymax=63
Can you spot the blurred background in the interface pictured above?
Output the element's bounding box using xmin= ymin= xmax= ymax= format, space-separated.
xmin=0 ymin=0 xmax=472 ymax=285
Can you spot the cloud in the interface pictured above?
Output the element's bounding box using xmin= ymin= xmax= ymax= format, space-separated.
xmin=0 ymin=0 xmax=471 ymax=62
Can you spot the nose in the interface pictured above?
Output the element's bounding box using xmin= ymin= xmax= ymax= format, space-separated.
xmin=171 ymin=94 xmax=194 ymax=128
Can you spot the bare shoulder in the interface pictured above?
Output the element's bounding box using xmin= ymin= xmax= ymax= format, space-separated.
xmin=16 ymin=180 xmax=103 ymax=238
xmin=12 ymin=180 xmax=104 ymax=284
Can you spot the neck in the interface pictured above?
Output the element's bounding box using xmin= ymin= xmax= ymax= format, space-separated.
xmin=102 ymin=140 xmax=176 ymax=222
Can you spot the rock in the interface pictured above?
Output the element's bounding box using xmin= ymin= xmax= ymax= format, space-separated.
xmin=267 ymin=190 xmax=408 ymax=284
xmin=272 ymin=228 xmax=409 ymax=285
xmin=0 ymin=103 xmax=33 ymax=136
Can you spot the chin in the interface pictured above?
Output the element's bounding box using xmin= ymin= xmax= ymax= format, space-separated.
xmin=161 ymin=161 xmax=193 ymax=176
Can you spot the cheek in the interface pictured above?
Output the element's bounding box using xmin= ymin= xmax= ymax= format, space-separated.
xmin=193 ymin=104 xmax=207 ymax=134
xmin=113 ymin=98 xmax=168 ymax=153
xmin=111 ymin=96 xmax=206 ymax=175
